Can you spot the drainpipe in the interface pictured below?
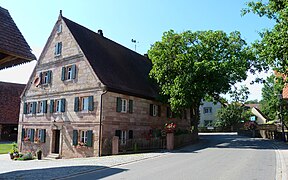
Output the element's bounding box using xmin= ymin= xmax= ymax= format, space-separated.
xmin=98 ymin=86 xmax=107 ymax=156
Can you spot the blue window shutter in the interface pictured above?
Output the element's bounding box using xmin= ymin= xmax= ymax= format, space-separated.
xmin=39 ymin=72 xmax=43 ymax=85
xmin=59 ymin=42 xmax=62 ymax=54
xmin=86 ymin=130 xmax=93 ymax=147
xmin=40 ymin=129 xmax=46 ymax=143
xmin=88 ymin=96 xmax=94 ymax=111
xmin=116 ymin=97 xmax=122 ymax=112
xmin=32 ymin=102 xmax=37 ymax=114
xmin=149 ymin=104 xmax=153 ymax=116
xmin=72 ymin=64 xmax=76 ymax=79
xmin=43 ymin=100 xmax=47 ymax=113
xmin=129 ymin=100 xmax=133 ymax=113
xmin=47 ymin=70 xmax=52 ymax=83
xmin=21 ymin=128 xmax=25 ymax=141
xmin=73 ymin=130 xmax=78 ymax=146
xmin=31 ymin=129 xmax=35 ymax=142
xmin=61 ymin=99 xmax=65 ymax=112
xmin=54 ymin=44 xmax=57 ymax=55
xmin=23 ymin=103 xmax=27 ymax=114
xmin=61 ymin=67 xmax=66 ymax=81
xmin=74 ymin=97 xmax=79 ymax=112
xmin=50 ymin=100 xmax=54 ymax=113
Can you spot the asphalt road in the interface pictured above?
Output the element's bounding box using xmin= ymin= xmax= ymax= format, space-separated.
xmin=65 ymin=133 xmax=276 ymax=180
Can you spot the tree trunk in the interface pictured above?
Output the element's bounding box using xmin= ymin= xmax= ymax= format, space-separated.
xmin=190 ymin=102 xmax=200 ymax=136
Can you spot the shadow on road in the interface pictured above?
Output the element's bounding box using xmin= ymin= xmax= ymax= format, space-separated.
xmin=175 ymin=133 xmax=288 ymax=154
xmin=0 ymin=165 xmax=127 ymax=180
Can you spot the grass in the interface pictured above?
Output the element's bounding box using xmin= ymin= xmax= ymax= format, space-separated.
xmin=0 ymin=143 xmax=14 ymax=154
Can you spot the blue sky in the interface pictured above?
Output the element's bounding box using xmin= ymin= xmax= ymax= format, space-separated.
xmin=0 ymin=0 xmax=274 ymax=101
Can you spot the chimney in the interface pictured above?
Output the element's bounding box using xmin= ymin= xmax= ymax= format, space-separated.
xmin=98 ymin=29 xmax=103 ymax=37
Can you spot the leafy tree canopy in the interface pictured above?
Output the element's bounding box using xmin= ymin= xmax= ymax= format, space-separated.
xmin=148 ymin=30 xmax=254 ymax=113
xmin=260 ymin=74 xmax=281 ymax=120
xmin=242 ymin=0 xmax=288 ymax=89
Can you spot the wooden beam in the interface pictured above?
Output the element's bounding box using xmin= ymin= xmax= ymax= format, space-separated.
xmin=0 ymin=55 xmax=18 ymax=66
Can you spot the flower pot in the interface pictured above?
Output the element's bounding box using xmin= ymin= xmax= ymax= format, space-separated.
xmin=9 ymin=153 xmax=14 ymax=160
xmin=37 ymin=151 xmax=42 ymax=160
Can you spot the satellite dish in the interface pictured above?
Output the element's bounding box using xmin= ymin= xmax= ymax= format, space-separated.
xmin=33 ymin=76 xmax=40 ymax=87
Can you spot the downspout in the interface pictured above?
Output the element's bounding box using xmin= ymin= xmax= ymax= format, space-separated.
xmin=98 ymin=86 xmax=107 ymax=157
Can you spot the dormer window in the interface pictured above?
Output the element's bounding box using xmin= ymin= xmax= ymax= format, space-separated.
xmin=57 ymin=24 xmax=62 ymax=34
xmin=54 ymin=42 xmax=62 ymax=56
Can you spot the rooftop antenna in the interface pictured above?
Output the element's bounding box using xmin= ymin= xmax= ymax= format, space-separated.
xmin=131 ymin=39 xmax=138 ymax=52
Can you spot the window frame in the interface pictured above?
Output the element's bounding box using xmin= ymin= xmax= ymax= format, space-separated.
xmin=37 ymin=101 xmax=43 ymax=114
xmin=120 ymin=130 xmax=127 ymax=145
xmin=57 ymin=24 xmax=62 ymax=34
xmin=67 ymin=66 xmax=73 ymax=80
xmin=152 ymin=104 xmax=158 ymax=116
xmin=81 ymin=97 xmax=89 ymax=111
xmin=55 ymin=42 xmax=62 ymax=56
xmin=204 ymin=107 xmax=212 ymax=114
xmin=121 ymin=99 xmax=127 ymax=113
xmin=80 ymin=130 xmax=88 ymax=144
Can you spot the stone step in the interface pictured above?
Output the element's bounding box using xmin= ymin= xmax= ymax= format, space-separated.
xmin=44 ymin=153 xmax=60 ymax=160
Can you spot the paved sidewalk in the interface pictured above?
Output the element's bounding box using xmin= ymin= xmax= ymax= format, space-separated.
xmin=0 ymin=151 xmax=168 ymax=180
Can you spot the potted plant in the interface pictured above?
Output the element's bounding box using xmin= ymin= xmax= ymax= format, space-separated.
xmin=36 ymin=149 xmax=42 ymax=160
xmin=9 ymin=142 xmax=19 ymax=160
xmin=165 ymin=122 xmax=177 ymax=133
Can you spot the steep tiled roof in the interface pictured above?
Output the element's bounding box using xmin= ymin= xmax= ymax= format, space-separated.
xmin=0 ymin=6 xmax=36 ymax=70
xmin=63 ymin=17 xmax=158 ymax=99
xmin=0 ymin=81 xmax=25 ymax=124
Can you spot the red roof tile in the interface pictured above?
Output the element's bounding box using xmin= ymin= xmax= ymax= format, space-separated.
xmin=0 ymin=81 xmax=25 ymax=124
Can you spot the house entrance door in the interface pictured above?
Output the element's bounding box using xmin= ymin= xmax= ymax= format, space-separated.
xmin=52 ymin=130 xmax=60 ymax=154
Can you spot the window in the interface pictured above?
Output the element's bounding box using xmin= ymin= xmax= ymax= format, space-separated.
xmin=116 ymin=97 xmax=133 ymax=113
xmin=57 ymin=24 xmax=62 ymax=33
xmin=204 ymin=120 xmax=213 ymax=127
xmin=56 ymin=99 xmax=62 ymax=112
xmin=204 ymin=107 xmax=212 ymax=114
xmin=22 ymin=128 xmax=35 ymax=142
xmin=115 ymin=130 xmax=127 ymax=145
xmin=61 ymin=64 xmax=76 ymax=81
xmin=29 ymin=103 xmax=33 ymax=114
xmin=35 ymin=129 xmax=46 ymax=143
xmin=121 ymin=99 xmax=127 ymax=113
xmin=82 ymin=97 xmax=89 ymax=111
xmin=50 ymin=99 xmax=65 ymax=113
xmin=74 ymin=96 xmax=94 ymax=112
xmin=37 ymin=101 xmax=43 ymax=113
xmin=40 ymin=71 xmax=52 ymax=84
xmin=54 ymin=42 xmax=62 ymax=56
xmin=80 ymin=130 xmax=88 ymax=144
xmin=67 ymin=66 xmax=73 ymax=80
xmin=72 ymin=130 xmax=93 ymax=147
xmin=24 ymin=102 xmax=37 ymax=114
xmin=150 ymin=104 xmax=161 ymax=117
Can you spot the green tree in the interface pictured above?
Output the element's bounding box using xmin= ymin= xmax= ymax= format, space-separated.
xmin=216 ymin=86 xmax=252 ymax=130
xmin=242 ymin=0 xmax=288 ymax=89
xmin=148 ymin=30 xmax=254 ymax=132
xmin=260 ymin=74 xmax=281 ymax=120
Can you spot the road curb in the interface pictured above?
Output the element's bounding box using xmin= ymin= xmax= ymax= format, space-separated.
xmin=272 ymin=142 xmax=287 ymax=180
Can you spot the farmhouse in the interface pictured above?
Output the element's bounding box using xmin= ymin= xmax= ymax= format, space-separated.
xmin=18 ymin=12 xmax=191 ymax=158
